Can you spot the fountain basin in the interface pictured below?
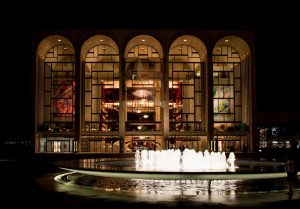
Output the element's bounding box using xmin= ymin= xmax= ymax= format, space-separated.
xmin=57 ymin=158 xmax=288 ymax=180
xmin=60 ymin=167 xmax=289 ymax=180
xmin=53 ymin=157 xmax=300 ymax=205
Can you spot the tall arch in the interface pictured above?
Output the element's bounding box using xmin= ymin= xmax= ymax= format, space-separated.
xmin=81 ymin=35 xmax=120 ymax=152
xmin=168 ymin=35 xmax=208 ymax=151
xmin=124 ymin=35 xmax=163 ymax=152
xmin=36 ymin=35 xmax=76 ymax=153
xmin=212 ymin=35 xmax=251 ymax=152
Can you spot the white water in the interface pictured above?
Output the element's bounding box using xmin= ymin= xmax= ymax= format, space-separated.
xmin=135 ymin=149 xmax=237 ymax=172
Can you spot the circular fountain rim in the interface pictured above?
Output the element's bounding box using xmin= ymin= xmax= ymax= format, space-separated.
xmin=59 ymin=167 xmax=294 ymax=180
xmin=56 ymin=158 xmax=286 ymax=172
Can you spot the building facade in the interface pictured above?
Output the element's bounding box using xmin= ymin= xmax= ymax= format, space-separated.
xmin=33 ymin=29 xmax=255 ymax=153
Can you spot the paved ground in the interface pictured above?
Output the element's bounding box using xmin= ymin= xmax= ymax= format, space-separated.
xmin=1 ymin=157 xmax=300 ymax=209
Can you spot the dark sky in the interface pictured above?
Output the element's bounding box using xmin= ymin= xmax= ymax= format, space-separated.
xmin=1 ymin=3 xmax=299 ymax=138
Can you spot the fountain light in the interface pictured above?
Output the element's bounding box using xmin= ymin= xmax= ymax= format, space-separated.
xmin=135 ymin=149 xmax=237 ymax=172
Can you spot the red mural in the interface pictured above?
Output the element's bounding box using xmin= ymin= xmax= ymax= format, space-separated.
xmin=53 ymin=80 xmax=75 ymax=116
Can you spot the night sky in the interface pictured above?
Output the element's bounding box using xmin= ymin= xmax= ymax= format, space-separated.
xmin=1 ymin=3 xmax=299 ymax=138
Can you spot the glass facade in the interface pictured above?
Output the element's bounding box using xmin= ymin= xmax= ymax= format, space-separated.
xmin=125 ymin=44 xmax=162 ymax=151
xmin=81 ymin=43 xmax=120 ymax=152
xmin=37 ymin=43 xmax=76 ymax=152
xmin=35 ymin=32 xmax=253 ymax=154
xmin=212 ymin=45 xmax=245 ymax=152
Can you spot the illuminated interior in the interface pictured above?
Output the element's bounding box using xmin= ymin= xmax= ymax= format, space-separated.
xmin=35 ymin=32 xmax=253 ymax=153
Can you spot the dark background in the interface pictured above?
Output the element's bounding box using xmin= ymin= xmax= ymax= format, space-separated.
xmin=1 ymin=3 xmax=299 ymax=139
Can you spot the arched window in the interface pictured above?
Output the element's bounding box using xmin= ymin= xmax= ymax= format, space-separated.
xmin=83 ymin=44 xmax=119 ymax=132
xmin=212 ymin=36 xmax=251 ymax=152
xmin=46 ymin=45 xmax=75 ymax=125
xmin=169 ymin=44 xmax=203 ymax=132
xmin=36 ymin=36 xmax=76 ymax=153
xmin=82 ymin=36 xmax=120 ymax=152
xmin=168 ymin=35 xmax=207 ymax=151
xmin=124 ymin=35 xmax=163 ymax=152
xmin=213 ymin=45 xmax=241 ymax=128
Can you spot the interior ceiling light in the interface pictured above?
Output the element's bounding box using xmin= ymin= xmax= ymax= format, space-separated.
xmin=142 ymin=39 xmax=145 ymax=42
xmin=225 ymin=39 xmax=229 ymax=42
xmin=183 ymin=39 xmax=187 ymax=42
xmin=132 ymin=89 xmax=153 ymax=98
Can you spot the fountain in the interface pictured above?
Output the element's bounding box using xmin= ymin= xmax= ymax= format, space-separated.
xmin=54 ymin=149 xmax=294 ymax=205
xmin=135 ymin=149 xmax=237 ymax=172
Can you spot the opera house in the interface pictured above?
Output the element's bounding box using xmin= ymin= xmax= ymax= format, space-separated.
xmin=33 ymin=30 xmax=255 ymax=154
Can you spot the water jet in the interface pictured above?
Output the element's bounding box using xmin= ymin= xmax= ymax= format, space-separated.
xmin=54 ymin=149 xmax=299 ymax=204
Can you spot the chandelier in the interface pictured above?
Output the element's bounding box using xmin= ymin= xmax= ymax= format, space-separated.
xmin=132 ymin=89 xmax=153 ymax=98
